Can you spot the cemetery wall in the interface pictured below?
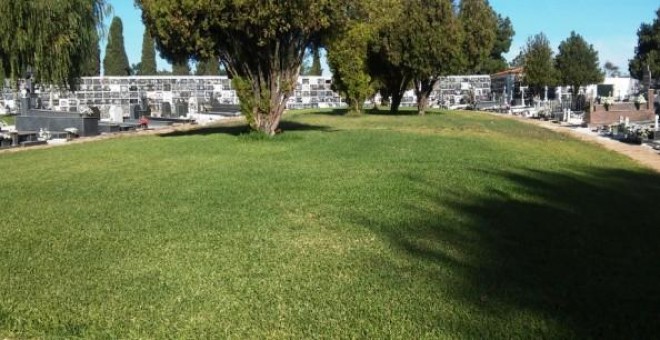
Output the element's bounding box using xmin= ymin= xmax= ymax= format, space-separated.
xmin=585 ymin=90 xmax=656 ymax=127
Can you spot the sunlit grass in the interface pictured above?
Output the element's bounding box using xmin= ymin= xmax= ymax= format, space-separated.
xmin=1 ymin=109 xmax=659 ymax=338
xmin=0 ymin=115 xmax=15 ymax=126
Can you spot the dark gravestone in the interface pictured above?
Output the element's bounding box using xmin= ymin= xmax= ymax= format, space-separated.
xmin=16 ymin=108 xmax=100 ymax=136
xmin=161 ymin=102 xmax=172 ymax=118
xmin=139 ymin=96 xmax=151 ymax=117
xmin=131 ymin=104 xmax=141 ymax=119
xmin=175 ymin=100 xmax=188 ymax=117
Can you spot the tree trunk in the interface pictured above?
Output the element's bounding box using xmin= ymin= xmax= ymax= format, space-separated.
xmin=417 ymin=93 xmax=430 ymax=116
xmin=415 ymin=78 xmax=437 ymax=116
xmin=226 ymin=42 xmax=302 ymax=136
xmin=390 ymin=90 xmax=404 ymax=114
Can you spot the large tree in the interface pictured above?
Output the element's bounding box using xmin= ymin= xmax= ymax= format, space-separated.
xmin=137 ymin=0 xmax=352 ymax=135
xmin=324 ymin=0 xmax=401 ymax=115
xmin=522 ymin=33 xmax=557 ymax=95
xmin=481 ymin=14 xmax=515 ymax=74
xmin=362 ymin=0 xmax=462 ymax=115
xmin=555 ymin=31 xmax=603 ymax=98
xmin=458 ymin=0 xmax=498 ymax=74
xmin=408 ymin=0 xmax=463 ymax=115
xmin=0 ymin=0 xmax=107 ymax=88
xmin=390 ymin=0 xmax=465 ymax=115
xmin=367 ymin=30 xmax=413 ymax=114
xmin=326 ymin=22 xmax=377 ymax=115
xmin=629 ymin=7 xmax=660 ymax=87
xmin=103 ymin=16 xmax=131 ymax=76
xmin=81 ymin=28 xmax=102 ymax=77
xmin=139 ymin=30 xmax=157 ymax=75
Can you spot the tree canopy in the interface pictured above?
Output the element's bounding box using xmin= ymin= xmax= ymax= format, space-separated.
xmin=137 ymin=0 xmax=353 ymax=135
xmin=326 ymin=21 xmax=377 ymax=115
xmin=0 ymin=0 xmax=108 ymax=88
xmin=403 ymin=0 xmax=463 ymax=114
xmin=555 ymin=31 xmax=603 ymax=97
xmin=481 ymin=14 xmax=515 ymax=74
xmin=195 ymin=58 xmax=221 ymax=76
xmin=81 ymin=28 xmax=102 ymax=77
xmin=103 ymin=16 xmax=131 ymax=76
xmin=629 ymin=7 xmax=660 ymax=87
xmin=172 ymin=61 xmax=191 ymax=76
xmin=458 ymin=0 xmax=498 ymax=74
xmin=522 ymin=33 xmax=557 ymax=95
xmin=324 ymin=1 xmax=399 ymax=115
xmin=139 ymin=29 xmax=157 ymax=75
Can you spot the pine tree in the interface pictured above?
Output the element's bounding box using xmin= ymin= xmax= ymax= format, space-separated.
xmin=103 ymin=16 xmax=131 ymax=76
xmin=555 ymin=31 xmax=603 ymax=98
xmin=139 ymin=30 xmax=157 ymax=75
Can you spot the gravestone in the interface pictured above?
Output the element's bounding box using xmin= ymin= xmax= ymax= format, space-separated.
xmin=175 ymin=100 xmax=188 ymax=117
xmin=188 ymin=97 xmax=198 ymax=115
xmin=130 ymin=104 xmax=141 ymax=119
xmin=161 ymin=102 xmax=172 ymax=118
xmin=108 ymin=105 xmax=123 ymax=123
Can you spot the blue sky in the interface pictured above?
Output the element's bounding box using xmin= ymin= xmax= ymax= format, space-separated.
xmin=103 ymin=0 xmax=659 ymax=75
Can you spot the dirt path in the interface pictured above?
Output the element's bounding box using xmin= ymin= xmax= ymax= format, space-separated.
xmin=500 ymin=114 xmax=660 ymax=173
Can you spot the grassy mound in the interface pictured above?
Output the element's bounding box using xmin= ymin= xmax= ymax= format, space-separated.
xmin=1 ymin=109 xmax=659 ymax=338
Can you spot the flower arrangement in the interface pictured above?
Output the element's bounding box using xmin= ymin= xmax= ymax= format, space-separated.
xmin=634 ymin=94 xmax=646 ymax=110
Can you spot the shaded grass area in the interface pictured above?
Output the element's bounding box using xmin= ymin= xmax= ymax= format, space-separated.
xmin=1 ymin=110 xmax=659 ymax=338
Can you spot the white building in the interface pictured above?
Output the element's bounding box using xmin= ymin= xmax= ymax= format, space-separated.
xmin=583 ymin=77 xmax=640 ymax=101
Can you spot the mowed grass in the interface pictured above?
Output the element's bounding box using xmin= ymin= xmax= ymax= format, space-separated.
xmin=1 ymin=109 xmax=659 ymax=338
xmin=0 ymin=115 xmax=15 ymax=126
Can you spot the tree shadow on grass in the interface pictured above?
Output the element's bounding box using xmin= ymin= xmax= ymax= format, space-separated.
xmin=357 ymin=167 xmax=660 ymax=337
xmin=366 ymin=107 xmax=427 ymax=116
xmin=158 ymin=120 xmax=333 ymax=138
xmin=310 ymin=108 xmax=351 ymax=116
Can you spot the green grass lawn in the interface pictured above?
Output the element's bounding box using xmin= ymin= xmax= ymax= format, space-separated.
xmin=1 ymin=109 xmax=659 ymax=338
xmin=0 ymin=115 xmax=15 ymax=126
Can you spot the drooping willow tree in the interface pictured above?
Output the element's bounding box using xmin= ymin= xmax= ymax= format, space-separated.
xmin=0 ymin=0 xmax=109 ymax=89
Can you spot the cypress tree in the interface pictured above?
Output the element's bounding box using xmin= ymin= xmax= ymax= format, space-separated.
xmin=309 ymin=45 xmax=323 ymax=76
xmin=139 ymin=30 xmax=157 ymax=75
xmin=103 ymin=16 xmax=131 ymax=76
